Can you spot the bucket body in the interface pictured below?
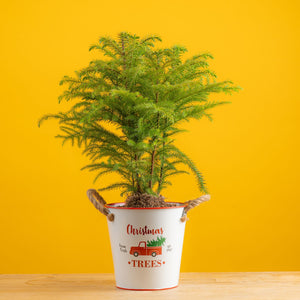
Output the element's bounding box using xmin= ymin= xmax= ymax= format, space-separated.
xmin=106 ymin=203 xmax=186 ymax=290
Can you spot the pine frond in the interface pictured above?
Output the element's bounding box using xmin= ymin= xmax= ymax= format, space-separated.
xmin=98 ymin=182 xmax=132 ymax=192
xmin=166 ymin=145 xmax=208 ymax=194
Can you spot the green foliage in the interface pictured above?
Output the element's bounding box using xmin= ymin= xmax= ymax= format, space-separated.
xmin=147 ymin=236 xmax=166 ymax=247
xmin=38 ymin=31 xmax=241 ymax=197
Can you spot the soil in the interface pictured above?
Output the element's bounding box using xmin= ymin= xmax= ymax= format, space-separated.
xmin=124 ymin=193 xmax=177 ymax=208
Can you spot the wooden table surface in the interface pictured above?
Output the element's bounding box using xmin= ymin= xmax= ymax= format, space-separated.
xmin=0 ymin=272 xmax=299 ymax=300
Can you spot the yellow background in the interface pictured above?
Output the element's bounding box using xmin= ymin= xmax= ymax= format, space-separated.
xmin=1 ymin=0 xmax=299 ymax=273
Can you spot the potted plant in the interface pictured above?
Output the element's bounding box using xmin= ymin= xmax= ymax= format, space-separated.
xmin=38 ymin=32 xmax=240 ymax=290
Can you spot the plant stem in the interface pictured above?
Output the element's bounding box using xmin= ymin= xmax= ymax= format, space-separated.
xmin=148 ymin=148 xmax=156 ymax=189
xmin=134 ymin=154 xmax=142 ymax=193
xmin=157 ymin=138 xmax=165 ymax=194
xmin=148 ymin=92 xmax=160 ymax=189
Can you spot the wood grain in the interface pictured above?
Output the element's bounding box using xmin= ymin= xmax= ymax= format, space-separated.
xmin=0 ymin=272 xmax=299 ymax=300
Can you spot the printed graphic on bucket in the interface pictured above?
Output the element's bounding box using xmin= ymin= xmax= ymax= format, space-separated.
xmin=126 ymin=236 xmax=167 ymax=268
xmin=129 ymin=236 xmax=166 ymax=257
xmin=121 ymin=226 xmax=169 ymax=268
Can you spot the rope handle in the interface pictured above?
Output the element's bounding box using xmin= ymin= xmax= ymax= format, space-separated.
xmin=180 ymin=194 xmax=210 ymax=222
xmin=86 ymin=189 xmax=114 ymax=222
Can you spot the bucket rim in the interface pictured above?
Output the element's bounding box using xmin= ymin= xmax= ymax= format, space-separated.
xmin=105 ymin=202 xmax=187 ymax=209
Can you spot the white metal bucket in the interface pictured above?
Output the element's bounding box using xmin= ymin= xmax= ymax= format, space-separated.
xmin=105 ymin=203 xmax=186 ymax=290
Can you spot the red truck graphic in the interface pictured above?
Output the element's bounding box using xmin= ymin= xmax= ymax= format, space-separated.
xmin=129 ymin=241 xmax=162 ymax=257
